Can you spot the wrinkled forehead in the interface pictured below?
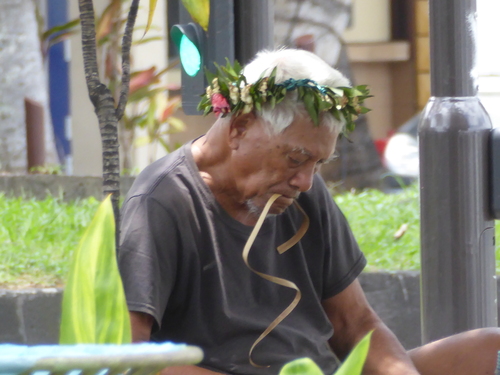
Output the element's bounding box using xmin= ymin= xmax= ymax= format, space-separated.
xmin=271 ymin=124 xmax=339 ymax=159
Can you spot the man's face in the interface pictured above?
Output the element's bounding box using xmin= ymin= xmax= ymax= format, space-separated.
xmin=230 ymin=114 xmax=338 ymax=217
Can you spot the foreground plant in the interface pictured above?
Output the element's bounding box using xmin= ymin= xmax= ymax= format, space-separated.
xmin=59 ymin=195 xmax=131 ymax=344
xmin=279 ymin=331 xmax=373 ymax=375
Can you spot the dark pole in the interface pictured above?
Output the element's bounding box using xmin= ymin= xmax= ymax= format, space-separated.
xmin=25 ymin=98 xmax=46 ymax=171
xmin=234 ymin=0 xmax=274 ymax=66
xmin=419 ymin=0 xmax=497 ymax=344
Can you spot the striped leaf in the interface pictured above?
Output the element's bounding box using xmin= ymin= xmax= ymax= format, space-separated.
xmin=335 ymin=331 xmax=373 ymax=375
xmin=144 ymin=0 xmax=159 ymax=35
xmin=59 ymin=195 xmax=131 ymax=344
xmin=279 ymin=331 xmax=372 ymax=375
xmin=279 ymin=358 xmax=323 ymax=375
xmin=181 ymin=0 xmax=210 ymax=31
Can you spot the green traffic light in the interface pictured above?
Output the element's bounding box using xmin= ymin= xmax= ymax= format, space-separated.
xmin=179 ymin=34 xmax=201 ymax=77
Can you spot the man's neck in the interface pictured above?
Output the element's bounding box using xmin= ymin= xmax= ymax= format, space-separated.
xmin=191 ymin=134 xmax=259 ymax=226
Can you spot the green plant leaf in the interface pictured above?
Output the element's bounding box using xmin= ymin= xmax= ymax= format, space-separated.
xmin=279 ymin=357 xmax=324 ymax=375
xmin=144 ymin=0 xmax=159 ymax=36
xmin=146 ymin=98 xmax=158 ymax=134
xmin=167 ymin=116 xmax=186 ymax=132
xmin=59 ymin=195 xmax=131 ymax=344
xmin=303 ymin=92 xmax=319 ymax=126
xmin=95 ymin=0 xmax=121 ymax=42
xmin=47 ymin=30 xmax=80 ymax=49
xmin=182 ymin=0 xmax=210 ymax=31
xmin=42 ymin=18 xmax=80 ymax=41
xmin=157 ymin=137 xmax=171 ymax=153
xmin=335 ymin=330 xmax=373 ymax=375
xmin=132 ymin=36 xmax=163 ymax=46
xmin=134 ymin=135 xmax=152 ymax=147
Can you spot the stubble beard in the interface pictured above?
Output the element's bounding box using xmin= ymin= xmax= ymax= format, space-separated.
xmin=245 ymin=198 xmax=278 ymax=218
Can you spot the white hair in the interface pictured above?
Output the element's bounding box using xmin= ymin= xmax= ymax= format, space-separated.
xmin=240 ymin=48 xmax=351 ymax=134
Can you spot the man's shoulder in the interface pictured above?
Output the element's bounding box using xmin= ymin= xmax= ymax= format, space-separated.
xmin=128 ymin=146 xmax=189 ymax=198
xmin=125 ymin=145 xmax=196 ymax=205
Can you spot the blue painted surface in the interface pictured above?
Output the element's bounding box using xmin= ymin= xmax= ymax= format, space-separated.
xmin=0 ymin=343 xmax=191 ymax=375
xmin=47 ymin=0 xmax=70 ymax=164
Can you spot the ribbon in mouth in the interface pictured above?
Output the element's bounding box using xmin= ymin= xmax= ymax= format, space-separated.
xmin=241 ymin=193 xmax=310 ymax=368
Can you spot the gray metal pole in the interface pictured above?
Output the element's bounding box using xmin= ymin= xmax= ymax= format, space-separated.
xmin=419 ymin=0 xmax=497 ymax=344
xmin=234 ymin=0 xmax=274 ymax=66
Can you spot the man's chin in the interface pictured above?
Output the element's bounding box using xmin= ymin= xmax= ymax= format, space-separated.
xmin=246 ymin=196 xmax=294 ymax=217
xmin=271 ymin=196 xmax=294 ymax=213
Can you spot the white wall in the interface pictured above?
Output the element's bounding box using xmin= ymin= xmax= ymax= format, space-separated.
xmin=477 ymin=0 xmax=500 ymax=128
xmin=69 ymin=1 xmax=168 ymax=176
xmin=69 ymin=1 xmax=104 ymax=176
xmin=129 ymin=1 xmax=169 ymax=172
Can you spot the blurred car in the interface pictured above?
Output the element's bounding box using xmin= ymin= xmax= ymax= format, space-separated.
xmin=381 ymin=114 xmax=420 ymax=189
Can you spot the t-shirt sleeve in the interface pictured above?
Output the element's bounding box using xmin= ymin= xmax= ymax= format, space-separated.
xmin=118 ymin=194 xmax=178 ymax=329
xmin=305 ymin=176 xmax=367 ymax=300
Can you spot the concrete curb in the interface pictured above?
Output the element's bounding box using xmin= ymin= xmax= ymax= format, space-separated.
xmin=0 ymin=273 xmax=424 ymax=348
xmin=1 ymin=272 xmax=499 ymax=350
xmin=359 ymin=271 xmax=421 ymax=349
xmin=0 ymin=288 xmax=62 ymax=344
xmin=0 ymin=175 xmax=135 ymax=201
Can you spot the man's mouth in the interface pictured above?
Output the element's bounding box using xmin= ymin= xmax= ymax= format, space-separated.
xmin=276 ymin=192 xmax=300 ymax=201
xmin=271 ymin=194 xmax=298 ymax=209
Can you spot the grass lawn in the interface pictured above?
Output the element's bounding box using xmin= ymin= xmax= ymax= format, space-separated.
xmin=0 ymin=194 xmax=100 ymax=288
xmin=0 ymin=185 xmax=498 ymax=287
xmin=335 ymin=184 xmax=421 ymax=271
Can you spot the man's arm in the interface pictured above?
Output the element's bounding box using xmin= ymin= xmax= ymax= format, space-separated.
xmin=322 ymin=280 xmax=420 ymax=375
xmin=130 ymin=311 xmax=226 ymax=375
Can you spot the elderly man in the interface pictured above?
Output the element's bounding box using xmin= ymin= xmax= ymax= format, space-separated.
xmin=118 ymin=49 xmax=500 ymax=375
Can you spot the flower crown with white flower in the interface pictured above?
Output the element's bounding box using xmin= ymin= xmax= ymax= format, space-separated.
xmin=197 ymin=59 xmax=371 ymax=133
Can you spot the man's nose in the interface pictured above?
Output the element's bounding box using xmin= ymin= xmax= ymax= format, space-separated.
xmin=289 ymin=165 xmax=315 ymax=192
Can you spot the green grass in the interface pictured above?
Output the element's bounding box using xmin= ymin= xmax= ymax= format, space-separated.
xmin=336 ymin=184 xmax=500 ymax=272
xmin=335 ymin=184 xmax=421 ymax=271
xmin=0 ymin=194 xmax=99 ymax=288
xmin=0 ymin=185 xmax=498 ymax=287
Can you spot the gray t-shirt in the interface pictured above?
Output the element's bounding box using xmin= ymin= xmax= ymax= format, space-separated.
xmin=118 ymin=142 xmax=366 ymax=375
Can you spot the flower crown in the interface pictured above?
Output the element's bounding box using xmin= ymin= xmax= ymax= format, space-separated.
xmin=197 ymin=59 xmax=371 ymax=133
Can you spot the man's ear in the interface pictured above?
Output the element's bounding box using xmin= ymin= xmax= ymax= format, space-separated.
xmin=228 ymin=113 xmax=257 ymax=149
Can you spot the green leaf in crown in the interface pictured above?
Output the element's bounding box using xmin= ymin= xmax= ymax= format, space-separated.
xmin=197 ymin=59 xmax=372 ymax=134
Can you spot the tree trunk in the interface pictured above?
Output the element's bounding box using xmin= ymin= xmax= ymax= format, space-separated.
xmin=78 ymin=0 xmax=139 ymax=246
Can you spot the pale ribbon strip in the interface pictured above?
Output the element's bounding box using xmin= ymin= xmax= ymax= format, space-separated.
xmin=242 ymin=194 xmax=310 ymax=368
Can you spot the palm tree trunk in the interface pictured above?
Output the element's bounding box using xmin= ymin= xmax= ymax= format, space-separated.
xmin=78 ymin=0 xmax=139 ymax=247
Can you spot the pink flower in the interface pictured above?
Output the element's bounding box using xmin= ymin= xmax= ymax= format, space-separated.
xmin=211 ymin=93 xmax=230 ymax=116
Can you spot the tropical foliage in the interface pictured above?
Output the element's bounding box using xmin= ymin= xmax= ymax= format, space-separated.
xmin=59 ymin=195 xmax=131 ymax=344
xmin=198 ymin=60 xmax=371 ymax=132
xmin=279 ymin=331 xmax=373 ymax=375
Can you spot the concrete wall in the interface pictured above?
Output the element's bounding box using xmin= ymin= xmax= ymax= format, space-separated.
xmin=0 ymin=288 xmax=62 ymax=344
xmin=0 ymin=175 xmax=135 ymax=201
xmin=0 ymin=273 xmax=423 ymax=349
xmin=7 ymin=271 xmax=499 ymax=351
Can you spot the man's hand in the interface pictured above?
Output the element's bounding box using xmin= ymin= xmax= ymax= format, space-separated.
xmin=129 ymin=311 xmax=226 ymax=375
xmin=322 ymin=280 xmax=420 ymax=375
